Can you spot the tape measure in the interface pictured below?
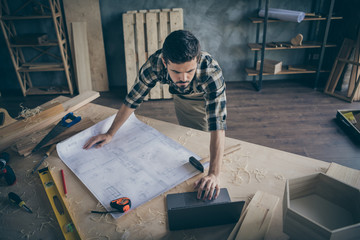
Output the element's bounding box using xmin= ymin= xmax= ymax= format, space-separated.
xmin=110 ymin=197 xmax=131 ymax=213
xmin=38 ymin=167 xmax=81 ymax=240
xmin=91 ymin=197 xmax=131 ymax=214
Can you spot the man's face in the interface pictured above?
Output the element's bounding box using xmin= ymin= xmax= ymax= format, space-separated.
xmin=162 ymin=58 xmax=197 ymax=90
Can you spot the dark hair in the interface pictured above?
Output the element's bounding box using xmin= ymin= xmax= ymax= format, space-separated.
xmin=162 ymin=30 xmax=201 ymax=64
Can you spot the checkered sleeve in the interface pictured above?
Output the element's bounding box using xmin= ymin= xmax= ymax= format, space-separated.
xmin=123 ymin=57 xmax=158 ymax=109
xmin=202 ymin=60 xmax=227 ymax=131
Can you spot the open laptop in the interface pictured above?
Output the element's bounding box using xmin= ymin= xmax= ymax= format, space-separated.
xmin=166 ymin=188 xmax=245 ymax=231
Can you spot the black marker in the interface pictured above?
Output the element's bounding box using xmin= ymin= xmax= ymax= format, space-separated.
xmin=189 ymin=156 xmax=204 ymax=173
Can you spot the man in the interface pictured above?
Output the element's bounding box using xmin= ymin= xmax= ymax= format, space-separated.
xmin=83 ymin=30 xmax=227 ymax=200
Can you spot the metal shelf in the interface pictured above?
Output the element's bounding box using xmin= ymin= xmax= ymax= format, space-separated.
xmin=249 ymin=0 xmax=339 ymax=91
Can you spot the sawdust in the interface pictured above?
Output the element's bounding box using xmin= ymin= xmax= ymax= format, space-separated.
xmin=274 ymin=174 xmax=286 ymax=181
xmin=86 ymin=235 xmax=110 ymax=240
xmin=20 ymin=229 xmax=35 ymax=239
xmin=315 ymin=167 xmax=327 ymax=173
xmin=18 ymin=104 xmax=42 ymax=119
xmin=182 ymin=232 xmax=197 ymax=240
xmin=251 ymin=168 xmax=268 ymax=183
xmin=39 ymin=221 xmax=52 ymax=231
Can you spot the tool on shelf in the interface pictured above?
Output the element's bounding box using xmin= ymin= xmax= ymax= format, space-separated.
xmin=8 ymin=192 xmax=32 ymax=213
xmin=32 ymin=112 xmax=81 ymax=153
xmin=31 ymin=144 xmax=56 ymax=174
xmin=91 ymin=197 xmax=131 ymax=214
xmin=0 ymin=152 xmax=16 ymax=186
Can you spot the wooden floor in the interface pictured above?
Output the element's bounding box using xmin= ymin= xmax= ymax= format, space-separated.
xmin=1 ymin=80 xmax=360 ymax=169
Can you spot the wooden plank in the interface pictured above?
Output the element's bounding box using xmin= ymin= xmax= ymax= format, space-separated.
xmin=228 ymin=191 xmax=279 ymax=240
xmin=0 ymin=91 xmax=99 ymax=152
xmin=72 ymin=22 xmax=92 ymax=94
xmin=15 ymin=118 xmax=95 ymax=156
xmin=245 ymin=67 xmax=327 ymax=76
xmin=135 ymin=13 xmax=146 ymax=69
xmin=62 ymin=0 xmax=109 ymax=91
xmin=326 ymin=162 xmax=360 ymax=189
xmin=0 ymin=103 xmax=65 ymax=152
xmin=170 ymin=8 xmax=184 ymax=31
xmin=325 ymin=39 xmax=354 ymax=93
xmin=146 ymin=11 xmax=162 ymax=99
xmin=0 ymin=108 xmax=17 ymax=128
xmin=123 ymin=13 xmax=137 ymax=94
xmin=159 ymin=10 xmax=173 ymax=99
xmin=62 ymin=91 xmax=100 ymax=112
xmin=348 ymin=30 xmax=360 ymax=100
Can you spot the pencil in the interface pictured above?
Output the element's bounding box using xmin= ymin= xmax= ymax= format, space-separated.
xmin=61 ymin=169 xmax=67 ymax=196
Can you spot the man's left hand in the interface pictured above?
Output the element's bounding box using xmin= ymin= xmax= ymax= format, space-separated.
xmin=194 ymin=173 xmax=220 ymax=200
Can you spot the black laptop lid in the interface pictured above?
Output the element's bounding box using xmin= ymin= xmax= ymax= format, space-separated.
xmin=166 ymin=188 xmax=245 ymax=231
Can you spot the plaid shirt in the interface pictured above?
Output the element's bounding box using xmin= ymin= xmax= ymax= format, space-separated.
xmin=124 ymin=49 xmax=227 ymax=131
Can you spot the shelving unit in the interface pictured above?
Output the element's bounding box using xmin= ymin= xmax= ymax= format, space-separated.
xmin=0 ymin=0 xmax=73 ymax=96
xmin=249 ymin=0 xmax=342 ymax=91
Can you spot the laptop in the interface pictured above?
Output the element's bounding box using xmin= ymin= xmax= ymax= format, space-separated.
xmin=166 ymin=188 xmax=245 ymax=230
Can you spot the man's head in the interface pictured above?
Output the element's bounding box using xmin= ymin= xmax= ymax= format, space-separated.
xmin=162 ymin=30 xmax=201 ymax=90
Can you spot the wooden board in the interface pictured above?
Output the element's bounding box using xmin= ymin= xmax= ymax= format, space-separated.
xmin=228 ymin=191 xmax=279 ymax=240
xmin=325 ymin=38 xmax=354 ymax=94
xmin=72 ymin=22 xmax=92 ymax=94
xmin=0 ymin=108 xmax=17 ymax=128
xmin=326 ymin=162 xmax=360 ymax=189
xmin=15 ymin=118 xmax=95 ymax=156
xmin=0 ymin=103 xmax=65 ymax=152
xmin=62 ymin=0 xmax=109 ymax=92
xmin=349 ymin=30 xmax=360 ymax=101
xmin=122 ymin=8 xmax=183 ymax=100
xmin=123 ymin=13 xmax=137 ymax=95
xmin=0 ymin=91 xmax=99 ymax=152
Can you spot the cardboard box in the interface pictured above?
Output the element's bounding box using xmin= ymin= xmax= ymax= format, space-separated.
xmin=283 ymin=173 xmax=360 ymax=240
xmin=256 ymin=59 xmax=282 ymax=74
xmin=336 ymin=109 xmax=360 ymax=143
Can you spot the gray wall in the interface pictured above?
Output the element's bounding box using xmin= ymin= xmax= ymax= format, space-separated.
xmin=0 ymin=0 xmax=358 ymax=92
xmin=100 ymin=0 xmax=316 ymax=87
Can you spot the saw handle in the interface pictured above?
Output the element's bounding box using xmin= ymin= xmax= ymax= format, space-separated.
xmin=61 ymin=112 xmax=81 ymax=128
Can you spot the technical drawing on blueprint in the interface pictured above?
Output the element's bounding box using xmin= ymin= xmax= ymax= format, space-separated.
xmin=56 ymin=113 xmax=203 ymax=218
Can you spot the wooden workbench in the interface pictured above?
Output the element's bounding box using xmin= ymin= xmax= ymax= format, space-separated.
xmin=0 ymin=102 xmax=330 ymax=240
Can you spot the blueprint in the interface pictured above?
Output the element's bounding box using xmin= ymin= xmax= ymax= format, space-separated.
xmin=56 ymin=113 xmax=203 ymax=218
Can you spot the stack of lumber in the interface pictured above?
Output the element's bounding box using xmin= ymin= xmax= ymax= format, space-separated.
xmin=0 ymin=91 xmax=99 ymax=153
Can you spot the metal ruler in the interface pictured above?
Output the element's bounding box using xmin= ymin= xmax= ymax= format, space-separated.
xmin=38 ymin=167 xmax=81 ymax=240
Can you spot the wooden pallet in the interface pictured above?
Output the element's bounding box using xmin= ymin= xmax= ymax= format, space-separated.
xmin=123 ymin=8 xmax=183 ymax=100
xmin=324 ymin=32 xmax=360 ymax=102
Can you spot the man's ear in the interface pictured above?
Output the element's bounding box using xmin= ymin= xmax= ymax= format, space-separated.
xmin=161 ymin=57 xmax=167 ymax=66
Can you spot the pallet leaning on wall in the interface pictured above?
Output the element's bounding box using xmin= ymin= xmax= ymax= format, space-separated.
xmin=324 ymin=30 xmax=360 ymax=102
xmin=0 ymin=0 xmax=73 ymax=96
xmin=123 ymin=8 xmax=183 ymax=100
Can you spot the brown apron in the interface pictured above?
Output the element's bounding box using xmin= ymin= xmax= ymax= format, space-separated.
xmin=172 ymin=80 xmax=208 ymax=131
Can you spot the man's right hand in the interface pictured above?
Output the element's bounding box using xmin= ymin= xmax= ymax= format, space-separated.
xmin=83 ymin=133 xmax=113 ymax=150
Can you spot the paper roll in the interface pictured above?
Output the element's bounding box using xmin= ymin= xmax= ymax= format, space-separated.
xmin=259 ymin=8 xmax=305 ymax=23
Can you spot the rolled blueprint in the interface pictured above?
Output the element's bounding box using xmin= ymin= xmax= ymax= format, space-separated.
xmin=259 ymin=8 xmax=305 ymax=23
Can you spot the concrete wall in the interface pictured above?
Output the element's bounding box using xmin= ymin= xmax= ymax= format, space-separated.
xmin=0 ymin=0 xmax=358 ymax=92
xmin=99 ymin=0 xmax=315 ymax=87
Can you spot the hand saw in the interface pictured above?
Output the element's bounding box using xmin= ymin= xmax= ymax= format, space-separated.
xmin=32 ymin=112 xmax=81 ymax=153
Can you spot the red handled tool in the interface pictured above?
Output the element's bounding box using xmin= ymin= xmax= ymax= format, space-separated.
xmin=91 ymin=197 xmax=131 ymax=214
